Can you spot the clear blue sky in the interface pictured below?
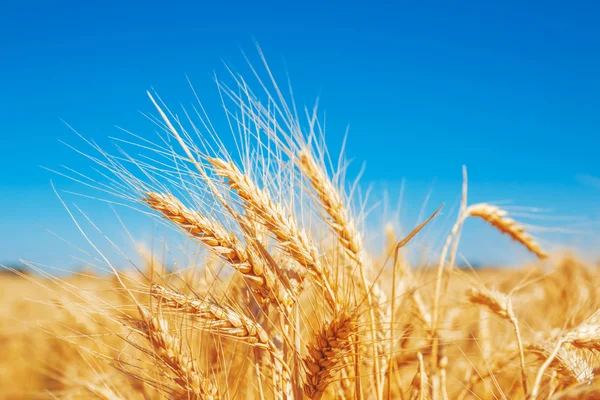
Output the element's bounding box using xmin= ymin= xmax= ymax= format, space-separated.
xmin=1 ymin=0 xmax=599 ymax=269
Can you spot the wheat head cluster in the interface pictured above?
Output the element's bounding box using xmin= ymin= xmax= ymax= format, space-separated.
xmin=2 ymin=59 xmax=600 ymax=400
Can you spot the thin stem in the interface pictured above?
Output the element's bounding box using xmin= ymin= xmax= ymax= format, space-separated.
xmin=530 ymin=338 xmax=566 ymax=400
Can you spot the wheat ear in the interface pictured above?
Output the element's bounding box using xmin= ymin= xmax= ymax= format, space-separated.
xmin=562 ymin=318 xmax=600 ymax=352
xmin=531 ymin=311 xmax=600 ymax=398
xmin=298 ymin=150 xmax=387 ymax=396
xmin=303 ymin=312 xmax=356 ymax=399
xmin=529 ymin=341 xmax=593 ymax=399
xmin=297 ymin=151 xmax=363 ymax=265
xmin=466 ymin=286 xmax=528 ymax=395
xmin=208 ymin=157 xmax=338 ymax=309
xmin=151 ymin=284 xmax=292 ymax=397
xmin=144 ymin=192 xmax=294 ymax=308
xmin=150 ymin=284 xmax=274 ymax=349
xmin=466 ymin=203 xmax=547 ymax=259
xmin=408 ymin=352 xmax=430 ymax=400
xmin=132 ymin=305 xmax=220 ymax=400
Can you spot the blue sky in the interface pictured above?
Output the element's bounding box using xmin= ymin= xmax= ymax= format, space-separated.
xmin=1 ymin=0 xmax=599 ymax=269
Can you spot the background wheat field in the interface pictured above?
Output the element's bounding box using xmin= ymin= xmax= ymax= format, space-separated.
xmin=2 ymin=253 xmax=600 ymax=399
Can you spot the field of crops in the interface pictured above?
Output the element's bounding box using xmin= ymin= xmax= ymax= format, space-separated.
xmin=2 ymin=63 xmax=599 ymax=400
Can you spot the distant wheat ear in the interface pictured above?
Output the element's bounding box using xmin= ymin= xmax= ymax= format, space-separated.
xmin=411 ymin=290 xmax=432 ymax=329
xmin=303 ymin=312 xmax=357 ymax=399
xmin=466 ymin=203 xmax=547 ymax=259
xmin=466 ymin=286 xmax=528 ymax=394
xmin=467 ymin=287 xmax=527 ymax=394
xmin=466 ymin=287 xmax=512 ymax=319
xmin=131 ymin=305 xmax=220 ymax=400
xmin=143 ymin=192 xmax=294 ymax=308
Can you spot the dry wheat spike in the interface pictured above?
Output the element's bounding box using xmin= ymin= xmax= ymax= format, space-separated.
xmin=298 ymin=149 xmax=389 ymax=395
xmin=528 ymin=342 xmax=593 ymax=385
xmin=467 ymin=203 xmax=547 ymax=259
xmin=466 ymin=286 xmax=528 ymax=394
xmin=131 ymin=305 xmax=220 ymax=400
xmin=144 ymin=192 xmax=294 ymax=307
xmin=208 ymin=157 xmax=338 ymax=309
xmin=563 ymin=317 xmax=600 ymax=351
xmin=150 ymin=284 xmax=275 ymax=350
xmin=303 ymin=312 xmax=356 ymax=399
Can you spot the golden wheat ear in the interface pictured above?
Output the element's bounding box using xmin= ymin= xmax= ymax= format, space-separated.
xmin=466 ymin=203 xmax=548 ymax=259
xmin=143 ymin=191 xmax=294 ymax=308
xmin=297 ymin=150 xmax=363 ymax=265
xmin=302 ymin=312 xmax=357 ymax=399
xmin=528 ymin=342 xmax=593 ymax=388
xmin=130 ymin=305 xmax=220 ymax=399
xmin=150 ymin=283 xmax=293 ymax=398
xmin=150 ymin=284 xmax=273 ymax=348
xmin=298 ymin=149 xmax=389 ymax=395
xmin=466 ymin=286 xmax=528 ymax=394
xmin=207 ymin=157 xmax=339 ymax=310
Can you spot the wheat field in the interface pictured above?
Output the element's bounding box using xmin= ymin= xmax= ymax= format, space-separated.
xmin=1 ymin=59 xmax=599 ymax=400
